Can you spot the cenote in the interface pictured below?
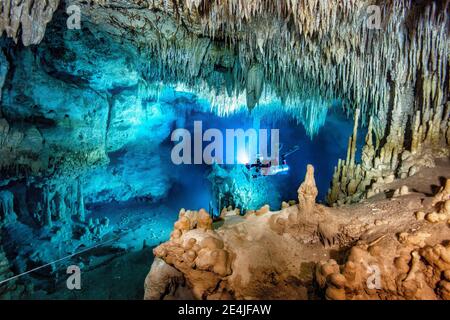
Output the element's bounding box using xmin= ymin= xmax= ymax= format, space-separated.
xmin=0 ymin=28 xmax=362 ymax=298
xmin=0 ymin=0 xmax=448 ymax=302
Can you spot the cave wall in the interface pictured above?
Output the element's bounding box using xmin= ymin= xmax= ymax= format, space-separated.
xmin=0 ymin=9 xmax=177 ymax=199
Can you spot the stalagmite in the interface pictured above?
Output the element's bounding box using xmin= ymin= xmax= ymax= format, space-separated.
xmin=54 ymin=191 xmax=67 ymax=222
xmin=361 ymin=117 xmax=375 ymax=170
xmin=432 ymin=179 xmax=450 ymax=206
xmin=0 ymin=49 xmax=8 ymax=104
xmin=297 ymin=164 xmax=318 ymax=215
xmin=348 ymin=108 xmax=360 ymax=167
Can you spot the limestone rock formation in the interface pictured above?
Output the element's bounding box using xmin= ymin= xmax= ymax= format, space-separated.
xmin=316 ymin=225 xmax=450 ymax=300
xmin=146 ymin=163 xmax=450 ymax=300
xmin=246 ymin=64 xmax=265 ymax=111
xmin=0 ymin=239 xmax=26 ymax=299
xmin=144 ymin=257 xmax=193 ymax=300
xmin=1 ymin=0 xmax=448 ymax=204
xmin=0 ymin=49 xmax=7 ymax=103
xmin=0 ymin=0 xmax=59 ymax=46
xmin=0 ymin=245 xmax=17 ymax=299
xmin=171 ymin=208 xmax=214 ymax=240
xmin=0 ymin=0 xmax=448 ymax=301
xmin=297 ymin=164 xmax=318 ymax=215
xmin=432 ymin=179 xmax=450 ymax=206
xmin=152 ymin=208 xmax=232 ymax=299
xmin=5 ymin=0 xmax=445 ymax=140
xmin=208 ymin=163 xmax=281 ymax=211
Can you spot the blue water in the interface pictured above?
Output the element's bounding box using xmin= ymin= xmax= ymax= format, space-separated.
xmin=160 ymin=107 xmax=365 ymax=211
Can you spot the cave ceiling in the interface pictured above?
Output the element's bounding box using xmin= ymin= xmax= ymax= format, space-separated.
xmin=2 ymin=0 xmax=448 ymax=124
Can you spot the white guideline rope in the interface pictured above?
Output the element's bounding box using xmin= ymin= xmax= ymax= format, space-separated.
xmin=0 ymin=236 xmax=120 ymax=286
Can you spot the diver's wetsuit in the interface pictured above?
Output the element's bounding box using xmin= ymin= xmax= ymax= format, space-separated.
xmin=245 ymin=145 xmax=299 ymax=178
xmin=246 ymin=158 xmax=272 ymax=170
xmin=246 ymin=159 xmax=272 ymax=178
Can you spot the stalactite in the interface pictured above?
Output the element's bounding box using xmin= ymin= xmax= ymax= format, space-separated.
xmin=0 ymin=0 xmax=59 ymax=46
xmin=9 ymin=1 xmax=449 ymax=138
xmin=43 ymin=186 xmax=52 ymax=228
xmin=246 ymin=63 xmax=264 ymax=111
xmin=0 ymin=190 xmax=17 ymax=226
xmin=77 ymin=179 xmax=85 ymax=223
xmin=116 ymin=0 xmax=448 ymax=143
xmin=54 ymin=191 xmax=67 ymax=222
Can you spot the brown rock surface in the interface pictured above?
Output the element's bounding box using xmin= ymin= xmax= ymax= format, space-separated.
xmin=145 ymin=161 xmax=450 ymax=300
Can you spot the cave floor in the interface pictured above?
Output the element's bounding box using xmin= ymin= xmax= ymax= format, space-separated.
xmin=18 ymin=202 xmax=177 ymax=299
xmin=30 ymin=247 xmax=155 ymax=300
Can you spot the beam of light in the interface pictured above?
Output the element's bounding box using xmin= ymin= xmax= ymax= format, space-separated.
xmin=264 ymin=165 xmax=290 ymax=176
xmin=237 ymin=150 xmax=250 ymax=164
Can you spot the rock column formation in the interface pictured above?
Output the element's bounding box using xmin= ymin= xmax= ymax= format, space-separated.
xmin=297 ymin=164 xmax=318 ymax=215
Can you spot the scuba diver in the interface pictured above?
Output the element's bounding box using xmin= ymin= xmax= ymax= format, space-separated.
xmin=244 ymin=144 xmax=300 ymax=178
xmin=245 ymin=158 xmax=272 ymax=179
xmin=245 ymin=157 xmax=272 ymax=170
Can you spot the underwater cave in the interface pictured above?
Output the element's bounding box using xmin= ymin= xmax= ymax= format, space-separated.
xmin=0 ymin=0 xmax=449 ymax=302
